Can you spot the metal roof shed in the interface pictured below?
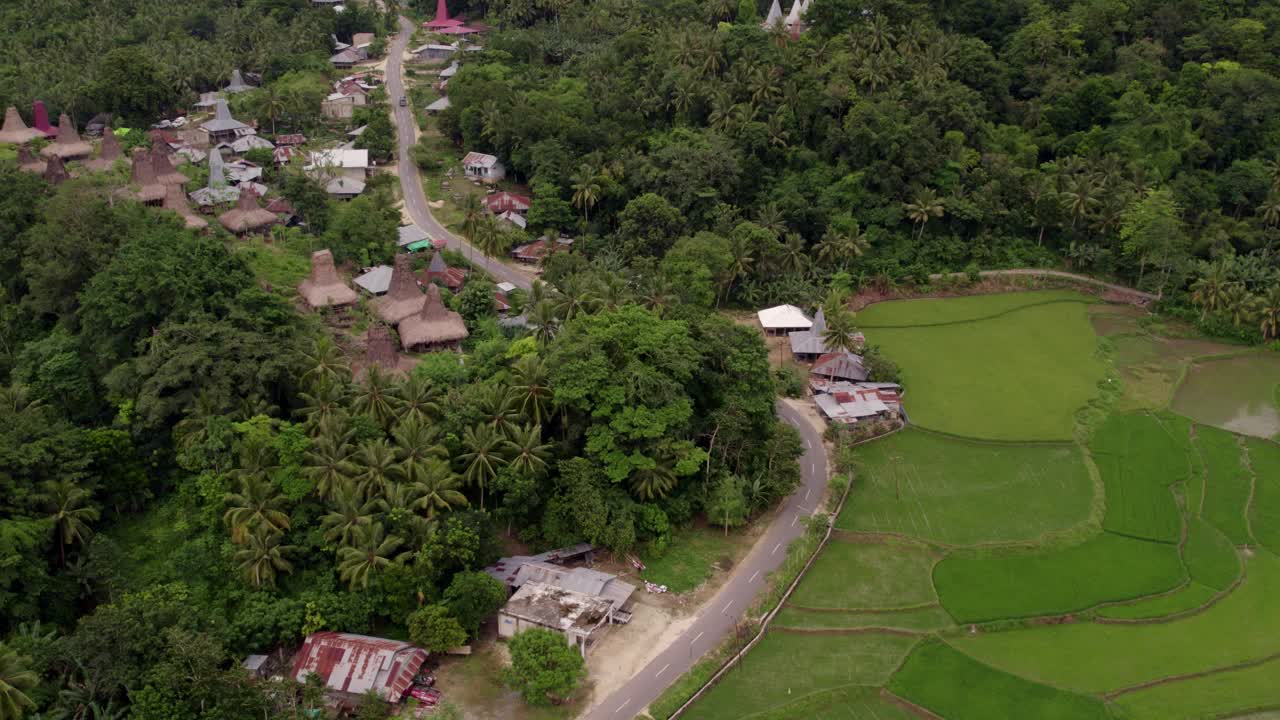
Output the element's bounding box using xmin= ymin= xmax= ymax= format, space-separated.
xmin=289 ymin=632 xmax=427 ymax=702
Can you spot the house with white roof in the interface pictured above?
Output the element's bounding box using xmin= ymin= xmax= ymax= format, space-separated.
xmin=462 ymin=151 xmax=504 ymax=183
xmin=306 ymin=148 xmax=369 ymax=198
xmin=757 ymin=304 xmax=812 ymax=335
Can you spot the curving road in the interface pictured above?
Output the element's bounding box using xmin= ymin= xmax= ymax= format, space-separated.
xmin=385 ymin=16 xmax=532 ymax=291
xmin=583 ymin=400 xmax=829 ymax=720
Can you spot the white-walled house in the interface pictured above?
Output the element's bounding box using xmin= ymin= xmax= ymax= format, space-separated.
xmin=461 ymin=151 xmax=505 ymax=183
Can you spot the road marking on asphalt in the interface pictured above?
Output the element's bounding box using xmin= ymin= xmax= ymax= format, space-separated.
xmin=692 ymin=631 xmax=704 ymax=644
xmin=656 ymin=663 xmax=670 ymax=678
xmin=804 ymin=439 xmax=811 ymax=449
xmin=791 ymin=515 xmax=798 ymax=527
xmin=772 ymin=543 xmax=782 ymax=555
xmin=750 ymin=570 xmax=761 ymax=582
xmin=723 ymin=599 xmax=734 ymax=613
xmin=811 ymin=462 xmax=817 ymax=474
xmin=804 ymin=488 xmax=811 ymax=501
xmin=615 ymin=699 xmax=631 ymax=714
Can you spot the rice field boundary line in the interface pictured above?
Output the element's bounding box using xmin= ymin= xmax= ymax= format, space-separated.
xmin=857 ymin=298 xmax=1091 ymax=329
xmin=783 ymin=601 xmax=943 ymax=615
xmin=666 ymin=459 xmax=859 ymax=719
xmin=773 ymin=626 xmax=928 ymax=637
xmin=1239 ymin=435 xmax=1260 ymax=548
xmin=1094 ymin=573 xmax=1245 ymax=625
xmin=905 ymin=424 xmax=1081 ymax=447
xmin=833 ymin=520 xmax=1104 ymax=554
xmin=1102 ymin=651 xmax=1280 ymax=700
xmin=879 ymin=688 xmax=945 ymax=720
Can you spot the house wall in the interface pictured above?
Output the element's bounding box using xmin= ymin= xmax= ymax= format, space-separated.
xmin=322 ymin=100 xmax=355 ymax=119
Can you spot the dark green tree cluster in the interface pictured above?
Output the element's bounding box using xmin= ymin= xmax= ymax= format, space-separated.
xmin=438 ymin=0 xmax=1280 ymax=314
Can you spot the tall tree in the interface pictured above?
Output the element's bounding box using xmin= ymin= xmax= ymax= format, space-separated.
xmin=458 ymin=424 xmax=509 ymax=510
xmin=42 ymin=478 xmax=99 ymax=566
xmin=234 ymin=526 xmax=296 ymax=590
xmin=336 ymin=523 xmax=405 ymax=589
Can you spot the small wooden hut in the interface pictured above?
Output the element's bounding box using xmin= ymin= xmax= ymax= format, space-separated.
xmin=218 ymin=187 xmax=278 ymax=234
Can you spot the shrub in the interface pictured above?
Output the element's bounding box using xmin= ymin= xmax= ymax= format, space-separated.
xmin=406 ymin=605 xmax=466 ymax=653
xmin=504 ymin=628 xmax=586 ymax=706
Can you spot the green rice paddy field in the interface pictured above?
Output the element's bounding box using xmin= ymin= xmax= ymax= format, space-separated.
xmin=679 ymin=290 xmax=1280 ymax=720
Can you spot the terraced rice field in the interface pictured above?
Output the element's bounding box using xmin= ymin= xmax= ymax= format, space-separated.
xmin=679 ymin=291 xmax=1280 ymax=720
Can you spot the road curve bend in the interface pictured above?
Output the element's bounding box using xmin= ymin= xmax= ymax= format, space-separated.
xmin=386 ymin=17 xmax=532 ymax=291
xmin=583 ymin=400 xmax=830 ymax=720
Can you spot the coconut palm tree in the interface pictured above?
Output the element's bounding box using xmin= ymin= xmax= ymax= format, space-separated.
xmin=641 ymin=275 xmax=679 ymax=317
xmin=407 ymin=459 xmax=469 ymax=519
xmin=376 ymin=482 xmax=429 ymax=541
xmin=724 ymin=236 xmax=756 ymax=304
xmin=459 ymin=192 xmax=485 ymax=263
xmin=511 ymin=355 xmax=552 ymax=426
xmin=475 ymin=385 xmax=521 ymax=437
xmin=458 ymin=424 xmax=509 ymax=510
xmin=294 ymin=381 xmax=349 ymax=430
xmin=903 ymin=189 xmax=944 ymax=239
xmin=1221 ymin=283 xmax=1259 ymax=328
xmin=303 ymin=433 xmax=357 ymax=500
xmin=223 ymin=475 xmax=290 ymax=544
xmin=754 ymin=202 xmax=786 ymax=238
xmin=336 ymin=523 xmax=405 ymax=590
xmin=351 ymin=366 xmax=399 ymax=429
xmin=1257 ymin=192 xmax=1280 ymax=228
xmin=530 ymin=300 xmax=560 ymax=346
xmin=235 ymin=526 xmax=295 ymax=590
xmin=477 ymin=215 xmax=510 ymax=262
xmin=1258 ymin=285 xmax=1280 ymax=340
xmin=503 ymin=424 xmax=553 ymax=477
xmin=42 ymin=479 xmax=100 ymax=566
xmin=1190 ymin=262 xmax=1233 ymax=320
xmin=354 ymin=440 xmax=398 ymax=498
xmin=392 ymin=417 xmax=449 ymax=475
xmin=321 ymin=482 xmax=379 ymax=546
xmin=393 ymin=375 xmax=440 ymax=427
xmin=1061 ymin=176 xmax=1099 ymax=230
xmin=778 ymin=233 xmax=810 ymax=277
xmin=630 ymin=456 xmax=677 ymax=501
xmin=0 ymin=643 xmax=36 ymax=720
xmin=570 ymin=164 xmax=602 ymax=225
xmin=821 ymin=309 xmax=860 ymax=356
xmin=300 ymin=336 xmax=351 ymax=391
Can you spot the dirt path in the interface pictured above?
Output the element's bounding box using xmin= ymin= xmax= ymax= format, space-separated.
xmin=929 ymin=268 xmax=1157 ymax=301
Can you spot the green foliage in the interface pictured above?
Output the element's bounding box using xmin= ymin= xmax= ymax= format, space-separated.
xmin=1089 ymin=413 xmax=1188 ymax=542
xmin=407 ymin=605 xmax=467 ymax=653
xmin=1181 ymin=517 xmax=1241 ymax=592
xmin=1194 ymin=425 xmax=1254 ymax=544
xmin=1245 ymin=438 xmax=1280 ymax=555
xmin=443 ymin=571 xmax=508 ymax=638
xmin=324 ymin=192 xmax=400 ymax=267
xmin=887 ymin=641 xmax=1110 ymax=720
xmin=504 ymin=628 xmax=587 ymax=706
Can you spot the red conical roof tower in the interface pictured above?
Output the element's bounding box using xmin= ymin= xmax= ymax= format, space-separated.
xmin=31 ymin=101 xmax=56 ymax=138
xmin=423 ymin=0 xmax=462 ymax=28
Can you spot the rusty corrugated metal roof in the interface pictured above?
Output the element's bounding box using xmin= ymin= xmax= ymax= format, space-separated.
xmin=290 ymin=632 xmax=427 ymax=702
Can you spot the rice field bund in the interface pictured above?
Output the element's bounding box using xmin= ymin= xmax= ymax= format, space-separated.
xmin=678 ymin=291 xmax=1280 ymax=720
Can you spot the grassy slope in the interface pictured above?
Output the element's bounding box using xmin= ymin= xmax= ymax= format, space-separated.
xmin=1089 ymin=412 xmax=1187 ymax=543
xmin=952 ymin=550 xmax=1280 ymax=693
xmin=1182 ymin=517 xmax=1242 ymax=591
xmin=888 ymin=640 xmax=1111 ymax=720
xmin=1196 ymin=425 xmax=1254 ymax=544
xmin=788 ymin=540 xmax=938 ymax=610
xmin=681 ymin=631 xmax=919 ymax=720
xmin=865 ymin=301 xmax=1104 ymax=440
xmin=837 ymin=429 xmax=1094 ymax=545
xmin=933 ymin=532 xmax=1185 ymax=623
xmin=1246 ymin=439 xmax=1280 ymax=555
xmin=1111 ymin=657 xmax=1280 ymax=720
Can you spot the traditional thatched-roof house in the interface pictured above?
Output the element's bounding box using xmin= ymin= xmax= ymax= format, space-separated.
xmin=16 ymin=146 xmax=46 ymax=174
xmin=40 ymin=114 xmax=92 ymax=160
xmin=298 ymin=249 xmax=359 ymax=309
xmin=84 ymin=127 xmax=126 ymax=172
xmin=31 ymin=102 xmax=57 ymax=139
xmin=163 ymin=185 xmax=209 ymax=230
xmin=0 ymin=107 xmax=42 ymax=144
xmin=43 ymin=155 xmax=69 ymax=185
xmin=189 ymin=148 xmax=241 ymax=207
xmin=398 ymin=285 xmax=468 ymax=351
xmin=225 ymin=69 xmax=253 ymax=94
xmin=355 ymin=325 xmax=418 ymax=379
xmin=126 ymin=148 xmax=166 ymax=205
xmin=151 ymin=144 xmax=189 ymax=186
xmin=374 ymin=254 xmax=427 ymax=324
xmin=218 ymin=187 xmax=278 ymax=234
xmin=202 ymin=99 xmax=250 ymax=145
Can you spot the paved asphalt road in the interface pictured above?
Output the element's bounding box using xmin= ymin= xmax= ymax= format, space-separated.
xmin=388 ymin=20 xmax=829 ymax=718
xmin=583 ymin=400 xmax=829 ymax=720
xmin=385 ymin=17 xmax=532 ymax=292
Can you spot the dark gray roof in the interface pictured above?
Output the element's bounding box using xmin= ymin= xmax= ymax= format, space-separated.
xmin=202 ymin=99 xmax=248 ymax=133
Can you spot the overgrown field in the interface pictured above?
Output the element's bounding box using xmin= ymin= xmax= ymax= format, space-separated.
xmin=681 ymin=293 xmax=1280 ymax=720
xmin=858 ymin=294 xmax=1105 ymax=440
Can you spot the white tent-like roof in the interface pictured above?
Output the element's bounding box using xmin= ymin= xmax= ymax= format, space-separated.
xmin=762 ymin=0 xmax=783 ymax=27
xmin=354 ymin=265 xmax=394 ymax=295
xmin=757 ymin=304 xmax=812 ymax=331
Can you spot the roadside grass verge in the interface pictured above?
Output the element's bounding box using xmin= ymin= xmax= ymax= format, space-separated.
xmin=1246 ymin=439 xmax=1280 ymax=555
xmin=787 ymin=539 xmax=937 ymax=610
xmin=856 ymin=290 xmax=1089 ymax=327
xmin=837 ymin=430 xmax=1094 ymax=545
xmin=887 ymin=640 xmax=1111 ymax=720
xmin=1089 ymin=412 xmax=1188 ymax=542
xmin=1196 ymin=425 xmax=1254 ymax=544
xmin=773 ymin=605 xmax=954 ymax=632
xmin=933 ymin=532 xmax=1185 ymax=623
xmin=680 ymin=631 xmax=919 ymax=720
xmin=718 ymin=686 xmax=920 ymax=720
xmin=640 ymin=525 xmax=751 ymax=594
xmin=863 ymin=300 xmax=1105 ymax=441
xmin=1110 ymin=656 xmax=1280 ymax=720
xmin=952 ymin=550 xmax=1280 ymax=693
xmin=1182 ymin=517 xmax=1242 ymax=591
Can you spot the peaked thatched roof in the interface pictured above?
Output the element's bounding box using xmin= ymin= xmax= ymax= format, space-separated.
xmin=203 ymin=99 xmax=249 ymax=134
xmin=84 ymin=127 xmax=127 ymax=172
xmin=151 ymin=143 xmax=189 ymax=186
xmin=225 ymin=69 xmax=253 ymax=93
xmin=218 ymin=186 xmax=278 ymax=234
xmin=43 ymin=155 xmax=69 ymax=185
xmin=31 ymin=101 xmax=56 ymax=138
xmin=398 ymin=284 xmax=468 ymax=350
xmin=298 ymin=249 xmax=359 ymax=308
xmin=40 ymin=114 xmax=92 ymax=159
xmin=189 ymin=147 xmax=241 ymax=206
xmin=127 ymin=148 xmax=166 ymax=203
xmin=374 ymin=254 xmax=427 ymax=324
xmin=16 ymin=145 xmax=46 ymax=174
xmin=354 ymin=324 xmax=419 ymax=379
xmin=0 ymin=106 xmax=42 ymax=144
xmin=163 ymin=185 xmax=209 ymax=230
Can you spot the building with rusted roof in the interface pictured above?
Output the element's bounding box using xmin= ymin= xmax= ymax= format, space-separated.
xmin=289 ymin=632 xmax=427 ymax=704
